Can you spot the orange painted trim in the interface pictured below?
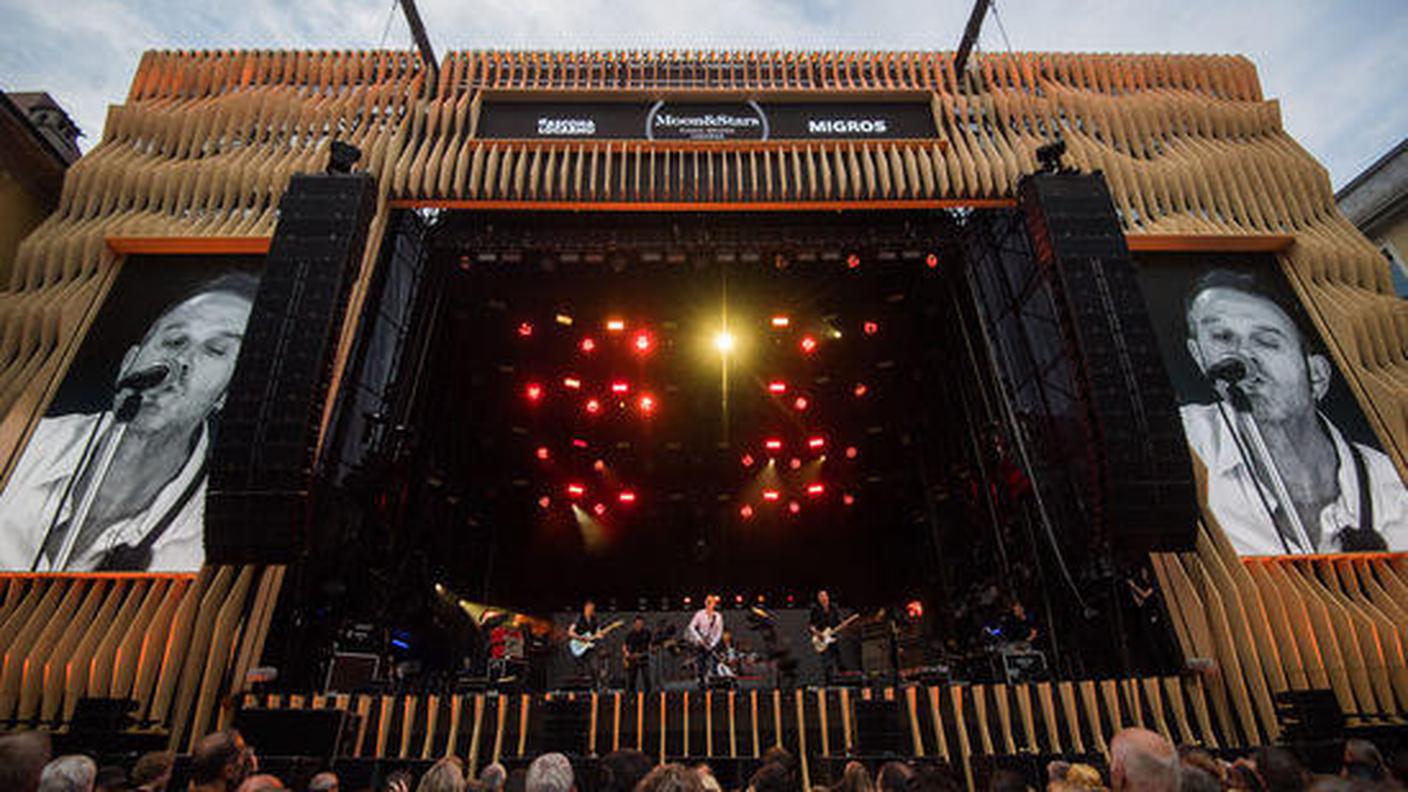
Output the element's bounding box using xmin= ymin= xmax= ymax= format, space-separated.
xmin=0 ymin=571 xmax=198 ymax=580
xmin=106 ymin=236 xmax=273 ymax=256
xmin=391 ymin=198 xmax=1015 ymax=212
xmin=1125 ymin=234 xmax=1294 ymax=253
xmin=1240 ymin=552 xmax=1408 ymax=563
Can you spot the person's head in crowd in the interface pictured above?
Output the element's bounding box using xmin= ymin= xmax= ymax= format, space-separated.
xmin=1111 ymin=727 xmax=1179 ymax=792
xmin=1178 ymin=746 xmax=1225 ymax=787
xmin=381 ymin=769 xmax=415 ymax=792
xmin=636 ymin=764 xmax=705 ymax=792
xmin=0 ymin=731 xmax=53 ymax=792
xmin=1063 ymin=765 xmax=1102 ymax=789
xmin=692 ymin=763 xmax=721 ymax=792
xmin=1304 ymin=778 xmax=1353 ymax=792
xmin=308 ymin=771 xmax=340 ymax=792
xmin=600 ymin=751 xmax=650 ymax=792
xmin=1341 ymin=739 xmax=1388 ymax=783
xmin=526 ymin=753 xmax=574 ymax=792
xmin=418 ymin=757 xmax=467 ymax=792
xmin=908 ymin=766 xmax=963 ymax=792
xmin=130 ymin=751 xmax=174 ymax=792
xmin=1255 ymin=746 xmax=1309 ymax=792
xmin=38 ymin=755 xmax=98 ymax=792
xmin=480 ymin=763 xmax=509 ymax=792
xmin=748 ymin=762 xmax=793 ymax=792
xmin=837 ymin=761 xmax=874 ymax=792
xmin=234 ymin=776 xmax=285 ymax=792
xmin=875 ymin=761 xmax=915 ymax=792
xmin=118 ymin=272 xmax=259 ymax=437
xmin=1179 ymin=767 xmax=1221 ymax=792
xmin=190 ymin=730 xmax=256 ymax=792
xmin=505 ymin=768 xmax=528 ymax=792
xmin=987 ymin=768 xmax=1028 ymax=792
xmin=1224 ymin=761 xmax=1265 ymax=792
xmin=1183 ymin=268 xmax=1326 ymax=427
xmin=94 ymin=765 xmax=128 ymax=792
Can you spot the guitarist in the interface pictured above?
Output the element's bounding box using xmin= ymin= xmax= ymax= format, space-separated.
xmin=621 ymin=615 xmax=652 ymax=693
xmin=568 ymin=599 xmax=607 ymax=690
xmin=809 ymin=589 xmax=845 ymax=685
xmin=687 ymin=594 xmax=724 ymax=688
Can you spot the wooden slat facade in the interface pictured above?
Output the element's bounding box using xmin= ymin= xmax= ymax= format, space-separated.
xmin=0 ymin=49 xmax=1404 ymax=755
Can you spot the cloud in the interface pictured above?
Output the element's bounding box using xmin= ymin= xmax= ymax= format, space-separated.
xmin=0 ymin=0 xmax=1401 ymax=185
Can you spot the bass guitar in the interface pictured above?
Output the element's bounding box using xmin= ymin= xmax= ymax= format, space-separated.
xmin=569 ymin=619 xmax=624 ymax=657
xmin=810 ymin=613 xmax=860 ymax=654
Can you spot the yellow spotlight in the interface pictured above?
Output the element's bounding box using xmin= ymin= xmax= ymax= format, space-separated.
xmin=714 ymin=331 xmax=736 ymax=354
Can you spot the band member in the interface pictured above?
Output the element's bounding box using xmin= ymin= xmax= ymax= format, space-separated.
xmin=568 ymin=600 xmax=606 ymax=689
xmin=687 ymin=594 xmax=724 ymax=688
xmin=809 ymin=589 xmax=844 ymax=685
xmin=622 ymin=614 xmax=652 ymax=693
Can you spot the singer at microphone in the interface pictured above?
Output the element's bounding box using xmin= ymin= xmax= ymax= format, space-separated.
xmin=0 ymin=272 xmax=259 ymax=572
xmin=1178 ymin=268 xmax=1408 ymax=555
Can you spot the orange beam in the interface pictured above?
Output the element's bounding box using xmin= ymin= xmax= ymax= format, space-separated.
xmin=1125 ymin=234 xmax=1294 ymax=253
xmin=1242 ymin=552 xmax=1408 ymax=563
xmin=0 ymin=571 xmax=198 ymax=580
xmin=391 ymin=198 xmax=1015 ymax=212
xmin=106 ymin=236 xmax=272 ymax=256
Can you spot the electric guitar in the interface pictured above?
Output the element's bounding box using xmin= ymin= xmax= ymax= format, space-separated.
xmin=568 ymin=619 xmax=624 ymax=657
xmin=810 ymin=613 xmax=860 ymax=654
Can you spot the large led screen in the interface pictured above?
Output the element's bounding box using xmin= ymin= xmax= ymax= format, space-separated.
xmin=0 ymin=255 xmax=262 ymax=571
xmin=1133 ymin=252 xmax=1408 ymax=555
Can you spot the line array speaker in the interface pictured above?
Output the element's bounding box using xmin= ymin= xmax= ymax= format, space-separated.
xmin=1018 ymin=172 xmax=1197 ymax=553
xmin=206 ymin=172 xmax=378 ymax=563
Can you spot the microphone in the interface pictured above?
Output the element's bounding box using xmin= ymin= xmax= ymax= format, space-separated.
xmin=1207 ymin=357 xmax=1246 ymax=385
xmin=116 ymin=362 xmax=171 ymax=392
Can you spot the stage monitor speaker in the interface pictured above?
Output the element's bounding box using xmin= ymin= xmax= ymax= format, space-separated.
xmin=534 ymin=699 xmax=591 ymax=755
xmin=853 ymin=700 xmax=906 ymax=756
xmin=325 ymin=651 xmax=380 ymax=692
xmin=207 ymin=171 xmax=378 ymax=563
xmin=1018 ymin=172 xmax=1198 ymax=553
xmin=235 ymin=707 xmax=355 ymax=759
xmin=1274 ymin=689 xmax=1344 ymax=742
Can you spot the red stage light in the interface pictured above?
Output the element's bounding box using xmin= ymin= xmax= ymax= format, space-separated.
xmin=517 ymin=322 xmax=534 ymax=337
xmin=536 ymin=446 xmax=550 ymax=460
xmin=580 ymin=337 xmax=597 ymax=353
xmin=843 ymin=493 xmax=855 ymax=506
xmin=853 ymin=383 xmax=868 ymax=397
xmin=807 ymin=483 xmax=825 ymax=496
xmin=808 ymin=436 xmax=826 ymax=450
xmin=770 ymin=315 xmax=790 ymax=328
xmin=863 ymin=321 xmax=879 ymax=335
xmin=764 ymin=439 xmax=783 ymax=452
xmin=761 ymin=489 xmax=781 ymax=502
xmin=768 ymin=380 xmax=787 ymax=394
xmin=925 ymin=252 xmax=939 ymax=269
xmin=846 ymin=253 xmax=861 ymax=269
xmin=735 ymin=594 xmax=744 ymax=604
xmin=611 ymin=381 xmax=630 ymax=394
xmin=618 ymin=491 xmax=636 ymax=504
xmin=563 ymin=376 xmax=582 ymax=390
xmin=740 ymin=504 xmax=755 ymax=519
xmin=788 ymin=500 xmax=801 ymax=514
xmin=789 ymin=458 xmax=801 ymax=470
xmin=593 ymin=502 xmax=608 ymax=516
xmin=585 ymin=398 xmax=602 ymax=414
xmin=633 ymin=331 xmax=653 ymax=353
xmin=538 ymin=496 xmax=551 ymax=509
xmin=741 ymin=453 xmax=755 ymax=468
xmin=793 ymin=396 xmax=808 ymax=411
xmin=800 ymin=335 xmax=818 ymax=354
xmin=906 ymin=600 xmax=924 ymax=619
xmin=593 ymin=459 xmax=606 ymax=472
xmin=525 ymin=383 xmax=544 ymax=402
xmin=638 ymin=393 xmax=656 ymax=415
xmin=845 ymin=446 xmax=858 ymax=459
xmin=572 ymin=438 xmax=589 ymax=448
xmin=567 ymin=483 xmax=586 ymax=497
xmin=606 ymin=318 xmax=626 ymax=332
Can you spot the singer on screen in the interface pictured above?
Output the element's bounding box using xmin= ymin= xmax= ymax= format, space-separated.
xmin=1180 ymin=268 xmax=1408 ymax=554
xmin=0 ymin=273 xmax=259 ymax=571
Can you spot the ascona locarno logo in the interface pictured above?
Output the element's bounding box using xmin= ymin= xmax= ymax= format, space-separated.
xmin=537 ymin=117 xmax=597 ymax=136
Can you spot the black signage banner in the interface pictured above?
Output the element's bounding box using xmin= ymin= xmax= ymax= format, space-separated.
xmin=478 ymin=100 xmax=937 ymax=141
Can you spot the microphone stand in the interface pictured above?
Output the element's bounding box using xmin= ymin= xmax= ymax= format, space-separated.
xmin=1215 ymin=381 xmax=1315 ymax=553
xmin=50 ymin=392 xmax=140 ymax=570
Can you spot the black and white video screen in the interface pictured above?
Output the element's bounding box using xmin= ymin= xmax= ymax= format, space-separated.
xmin=1133 ymin=252 xmax=1408 ymax=555
xmin=0 ymin=255 xmax=262 ymax=572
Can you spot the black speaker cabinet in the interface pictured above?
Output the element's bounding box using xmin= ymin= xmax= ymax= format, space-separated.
xmin=235 ymin=707 xmax=357 ymax=759
xmin=534 ymin=699 xmax=591 ymax=755
xmin=853 ymin=699 xmax=906 ymax=756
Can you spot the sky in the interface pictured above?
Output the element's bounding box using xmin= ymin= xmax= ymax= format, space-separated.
xmin=0 ymin=0 xmax=1403 ymax=189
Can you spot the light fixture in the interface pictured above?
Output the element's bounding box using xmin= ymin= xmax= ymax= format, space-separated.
xmin=714 ymin=331 xmax=736 ymax=353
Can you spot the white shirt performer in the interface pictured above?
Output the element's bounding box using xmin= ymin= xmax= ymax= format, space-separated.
xmin=1180 ymin=268 xmax=1408 ymax=555
xmin=687 ymin=594 xmax=724 ymax=687
xmin=0 ymin=273 xmax=257 ymax=572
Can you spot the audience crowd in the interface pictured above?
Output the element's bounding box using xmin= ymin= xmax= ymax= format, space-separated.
xmin=1 ymin=724 xmax=1405 ymax=792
